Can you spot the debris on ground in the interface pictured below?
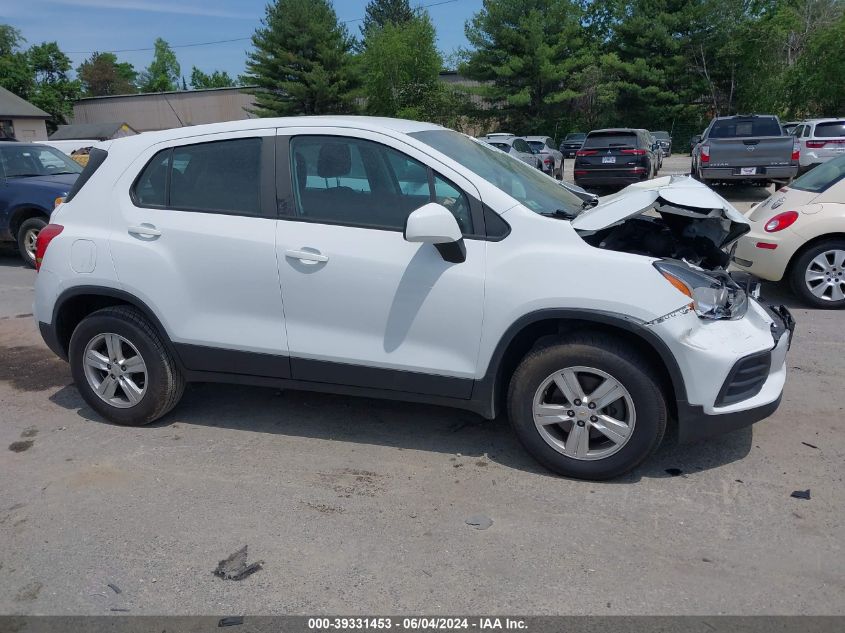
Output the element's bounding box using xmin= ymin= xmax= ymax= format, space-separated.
xmin=213 ymin=546 xmax=264 ymax=581
xmin=107 ymin=583 xmax=121 ymax=594
xmin=801 ymin=442 xmax=819 ymax=450
xmin=218 ymin=616 xmax=244 ymax=627
xmin=9 ymin=441 xmax=34 ymax=453
xmin=664 ymin=468 xmax=683 ymax=477
xmin=790 ymin=489 xmax=811 ymax=500
xmin=465 ymin=515 xmax=493 ymax=530
xmin=110 ymin=608 xmax=130 ymax=612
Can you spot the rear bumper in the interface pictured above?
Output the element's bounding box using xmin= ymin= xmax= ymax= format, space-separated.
xmin=574 ymin=168 xmax=649 ymax=186
xmin=39 ymin=320 xmax=67 ymax=360
xmin=700 ymin=165 xmax=798 ymax=181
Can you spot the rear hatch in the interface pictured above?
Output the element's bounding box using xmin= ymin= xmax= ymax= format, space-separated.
xmin=808 ymin=120 xmax=845 ymax=159
xmin=576 ymin=131 xmax=646 ymax=172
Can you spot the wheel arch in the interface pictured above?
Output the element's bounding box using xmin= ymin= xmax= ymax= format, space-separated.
xmin=785 ymin=232 xmax=845 ymax=277
xmin=473 ymin=309 xmax=687 ymax=420
xmin=9 ymin=205 xmax=50 ymax=238
xmin=51 ymin=286 xmax=180 ymax=365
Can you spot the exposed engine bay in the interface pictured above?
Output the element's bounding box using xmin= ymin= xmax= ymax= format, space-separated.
xmin=571 ymin=175 xmax=750 ymax=271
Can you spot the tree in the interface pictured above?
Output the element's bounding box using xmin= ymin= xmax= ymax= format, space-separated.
xmin=138 ymin=38 xmax=180 ymax=93
xmin=361 ymin=0 xmax=414 ymax=35
xmin=462 ymin=0 xmax=589 ymax=133
xmin=361 ymin=11 xmax=442 ymax=118
xmin=77 ymin=52 xmax=137 ymax=96
xmin=27 ymin=42 xmax=81 ymax=131
xmin=244 ymin=0 xmax=356 ymax=116
xmin=190 ymin=67 xmax=236 ymax=89
xmin=0 ymin=24 xmax=34 ymax=98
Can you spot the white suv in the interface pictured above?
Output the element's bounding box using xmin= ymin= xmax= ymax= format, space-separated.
xmin=792 ymin=118 xmax=845 ymax=173
xmin=33 ymin=117 xmax=794 ymax=480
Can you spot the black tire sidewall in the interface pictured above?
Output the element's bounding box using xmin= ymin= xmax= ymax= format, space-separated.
xmin=508 ymin=340 xmax=666 ymax=480
xmin=790 ymin=240 xmax=845 ymax=309
xmin=69 ymin=312 xmax=171 ymax=425
xmin=17 ymin=217 xmax=47 ymax=267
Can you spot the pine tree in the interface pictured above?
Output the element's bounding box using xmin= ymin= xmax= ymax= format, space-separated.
xmin=244 ymin=0 xmax=356 ymax=116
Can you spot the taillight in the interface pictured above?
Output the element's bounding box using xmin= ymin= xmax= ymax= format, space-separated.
xmin=576 ymin=149 xmax=597 ymax=156
xmin=574 ymin=170 xmax=588 ymax=176
xmin=805 ymin=141 xmax=825 ymax=149
xmin=792 ymin=140 xmax=801 ymax=160
xmin=35 ymin=224 xmax=63 ymax=271
xmin=621 ymin=149 xmax=646 ymax=155
xmin=543 ymin=156 xmax=553 ymax=165
xmin=764 ymin=211 xmax=798 ymax=233
xmin=700 ymin=144 xmax=710 ymax=163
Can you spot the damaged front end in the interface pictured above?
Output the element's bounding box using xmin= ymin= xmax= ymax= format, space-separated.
xmin=573 ymin=175 xmax=756 ymax=321
xmin=573 ymin=175 xmax=750 ymax=270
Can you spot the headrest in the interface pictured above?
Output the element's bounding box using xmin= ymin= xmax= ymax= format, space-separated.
xmin=317 ymin=143 xmax=351 ymax=179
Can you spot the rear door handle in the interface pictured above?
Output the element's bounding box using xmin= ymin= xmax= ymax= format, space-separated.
xmin=128 ymin=224 xmax=162 ymax=237
xmin=285 ymin=249 xmax=328 ymax=263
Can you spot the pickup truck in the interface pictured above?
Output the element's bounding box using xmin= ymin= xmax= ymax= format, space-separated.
xmin=692 ymin=115 xmax=799 ymax=186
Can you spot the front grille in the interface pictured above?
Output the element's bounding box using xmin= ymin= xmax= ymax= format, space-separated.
xmin=716 ymin=351 xmax=771 ymax=406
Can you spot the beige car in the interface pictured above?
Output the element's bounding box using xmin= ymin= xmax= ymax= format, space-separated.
xmin=733 ymin=154 xmax=845 ymax=308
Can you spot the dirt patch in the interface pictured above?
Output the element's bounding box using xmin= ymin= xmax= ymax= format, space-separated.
xmin=9 ymin=440 xmax=34 ymax=453
xmin=303 ymin=501 xmax=345 ymax=514
xmin=65 ymin=463 xmax=130 ymax=489
xmin=20 ymin=427 xmax=38 ymax=438
xmin=318 ymin=468 xmax=386 ymax=498
xmin=14 ymin=581 xmax=43 ymax=602
xmin=0 ymin=344 xmax=70 ymax=391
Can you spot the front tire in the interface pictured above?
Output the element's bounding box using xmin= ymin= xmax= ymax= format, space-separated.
xmin=507 ymin=333 xmax=667 ymax=480
xmin=789 ymin=240 xmax=845 ymax=308
xmin=69 ymin=306 xmax=185 ymax=425
xmin=17 ymin=217 xmax=47 ymax=268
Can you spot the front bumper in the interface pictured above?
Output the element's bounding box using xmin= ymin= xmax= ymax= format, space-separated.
xmin=673 ymin=303 xmax=794 ymax=443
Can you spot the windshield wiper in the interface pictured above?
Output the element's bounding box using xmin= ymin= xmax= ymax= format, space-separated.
xmin=542 ymin=209 xmax=577 ymax=220
xmin=8 ymin=173 xmax=44 ymax=178
xmin=581 ymin=197 xmax=599 ymax=209
xmin=50 ymin=171 xmax=80 ymax=175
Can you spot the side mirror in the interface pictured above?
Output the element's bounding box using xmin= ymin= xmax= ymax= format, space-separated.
xmin=404 ymin=202 xmax=466 ymax=263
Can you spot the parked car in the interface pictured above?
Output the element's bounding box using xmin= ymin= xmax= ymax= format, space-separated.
xmin=689 ymin=134 xmax=702 ymax=155
xmin=34 ymin=117 xmax=793 ymax=480
xmin=653 ymin=131 xmax=672 ymax=156
xmin=522 ymin=135 xmax=564 ymax=179
xmin=648 ymin=132 xmax=664 ymax=171
xmin=782 ymin=121 xmax=801 ymax=136
xmin=478 ymin=135 xmax=542 ymax=169
xmin=0 ymin=142 xmax=82 ymax=266
xmin=559 ymin=132 xmax=587 ymax=158
xmin=733 ymin=153 xmax=845 ymax=308
xmin=790 ymin=118 xmax=845 ymax=174
xmin=692 ymin=115 xmax=799 ymax=186
xmin=573 ymin=128 xmax=658 ymax=189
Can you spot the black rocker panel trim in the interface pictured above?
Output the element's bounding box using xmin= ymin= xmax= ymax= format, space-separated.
xmin=175 ymin=344 xmax=291 ymax=379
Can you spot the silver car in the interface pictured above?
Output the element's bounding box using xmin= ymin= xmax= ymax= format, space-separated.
xmin=478 ymin=135 xmax=542 ymax=169
xmin=522 ymin=135 xmax=564 ymax=179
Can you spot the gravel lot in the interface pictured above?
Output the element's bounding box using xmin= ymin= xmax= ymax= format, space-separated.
xmin=1 ymin=154 xmax=843 ymax=615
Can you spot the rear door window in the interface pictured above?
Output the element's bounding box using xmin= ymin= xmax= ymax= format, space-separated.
xmin=814 ymin=122 xmax=845 ymax=138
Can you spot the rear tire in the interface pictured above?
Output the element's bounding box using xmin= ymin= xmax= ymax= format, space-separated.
xmin=69 ymin=306 xmax=185 ymax=425
xmin=789 ymin=240 xmax=845 ymax=309
xmin=17 ymin=217 xmax=46 ymax=268
xmin=507 ymin=333 xmax=667 ymax=480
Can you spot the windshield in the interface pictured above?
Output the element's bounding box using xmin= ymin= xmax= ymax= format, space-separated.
xmin=790 ymin=154 xmax=845 ymax=193
xmin=565 ymin=133 xmax=585 ymax=141
xmin=0 ymin=145 xmax=82 ymax=177
xmin=526 ymin=141 xmax=545 ymax=152
xmin=410 ymin=129 xmax=583 ymax=216
xmin=709 ymin=117 xmax=782 ymax=138
xmin=653 ymin=131 xmax=670 ymax=139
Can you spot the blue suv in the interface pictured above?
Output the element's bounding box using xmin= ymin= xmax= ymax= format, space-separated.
xmin=0 ymin=142 xmax=81 ymax=266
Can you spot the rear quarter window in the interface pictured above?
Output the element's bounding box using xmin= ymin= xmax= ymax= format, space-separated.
xmin=814 ymin=122 xmax=845 ymax=138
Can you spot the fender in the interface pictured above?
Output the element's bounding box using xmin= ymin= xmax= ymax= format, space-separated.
xmin=2 ymin=203 xmax=51 ymax=240
xmin=470 ymin=308 xmax=689 ymax=419
xmin=48 ymin=285 xmax=183 ymax=366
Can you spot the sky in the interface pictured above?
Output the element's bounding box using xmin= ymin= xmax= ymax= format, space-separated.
xmin=1 ymin=0 xmax=484 ymax=82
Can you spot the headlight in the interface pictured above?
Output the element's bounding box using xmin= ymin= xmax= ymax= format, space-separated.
xmin=654 ymin=260 xmax=748 ymax=320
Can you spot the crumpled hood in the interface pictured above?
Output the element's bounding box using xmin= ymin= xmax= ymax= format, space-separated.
xmin=571 ymin=175 xmax=749 ymax=247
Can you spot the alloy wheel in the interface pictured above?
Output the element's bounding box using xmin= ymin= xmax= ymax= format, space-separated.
xmin=532 ymin=366 xmax=636 ymax=461
xmin=23 ymin=228 xmax=39 ymax=261
xmin=83 ymin=333 xmax=148 ymax=408
xmin=804 ymin=249 xmax=845 ymax=303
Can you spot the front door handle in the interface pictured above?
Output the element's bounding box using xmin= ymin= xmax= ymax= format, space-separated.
xmin=285 ymin=249 xmax=329 ymax=263
xmin=128 ymin=224 xmax=162 ymax=237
